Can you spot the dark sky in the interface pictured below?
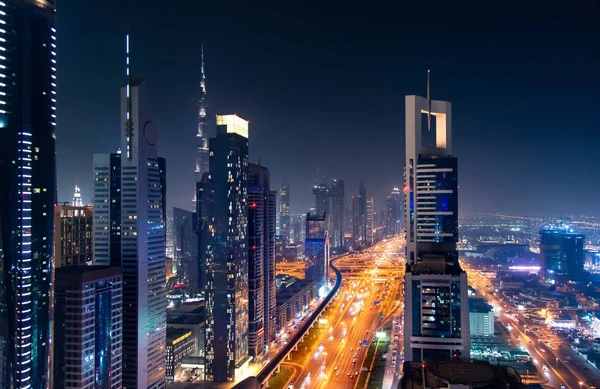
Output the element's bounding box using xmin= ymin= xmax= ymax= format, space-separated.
xmin=56 ymin=0 xmax=600 ymax=216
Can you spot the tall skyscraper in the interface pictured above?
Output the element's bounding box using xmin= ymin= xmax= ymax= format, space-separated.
xmin=330 ymin=179 xmax=345 ymax=250
xmin=194 ymin=46 xmax=209 ymax=184
xmin=54 ymin=203 xmax=93 ymax=268
xmin=403 ymin=78 xmax=469 ymax=363
xmin=305 ymin=213 xmax=330 ymax=286
xmin=173 ymin=207 xmax=199 ymax=297
xmin=0 ymin=1 xmax=56 ymax=386
xmin=385 ymin=186 xmax=402 ymax=237
xmin=351 ymin=181 xmax=367 ymax=248
xmin=54 ymin=266 xmax=123 ymax=389
xmin=312 ymin=184 xmax=330 ymax=221
xmin=279 ymin=185 xmax=290 ymax=244
xmin=93 ymin=152 xmax=122 ymax=266
xmin=366 ymin=197 xmax=374 ymax=246
xmin=540 ymin=224 xmax=585 ymax=284
xmin=248 ymin=163 xmax=277 ymax=357
xmin=202 ymin=114 xmax=249 ymax=382
xmin=119 ymin=36 xmax=166 ymax=388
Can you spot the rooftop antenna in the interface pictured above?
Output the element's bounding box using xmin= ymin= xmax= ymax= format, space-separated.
xmin=427 ymin=69 xmax=431 ymax=131
xmin=125 ymin=31 xmax=134 ymax=161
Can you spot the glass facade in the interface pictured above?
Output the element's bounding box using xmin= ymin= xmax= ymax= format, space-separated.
xmin=0 ymin=1 xmax=56 ymax=387
xmin=540 ymin=226 xmax=585 ymax=284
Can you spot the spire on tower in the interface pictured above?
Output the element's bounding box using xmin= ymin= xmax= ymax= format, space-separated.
xmin=125 ymin=33 xmax=134 ymax=160
xmin=427 ymin=69 xmax=431 ymax=131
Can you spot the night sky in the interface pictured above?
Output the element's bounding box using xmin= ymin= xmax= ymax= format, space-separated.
xmin=56 ymin=0 xmax=600 ymax=216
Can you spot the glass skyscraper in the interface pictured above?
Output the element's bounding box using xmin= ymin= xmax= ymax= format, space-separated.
xmin=540 ymin=225 xmax=585 ymax=284
xmin=201 ymin=114 xmax=250 ymax=382
xmin=0 ymin=1 xmax=56 ymax=387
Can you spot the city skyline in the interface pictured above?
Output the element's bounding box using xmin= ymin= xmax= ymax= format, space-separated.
xmin=55 ymin=0 xmax=600 ymax=216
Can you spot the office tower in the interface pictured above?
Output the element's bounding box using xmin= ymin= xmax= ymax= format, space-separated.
xmin=330 ymin=179 xmax=344 ymax=250
xmin=313 ymin=183 xmax=330 ymax=217
xmin=173 ymin=207 xmax=199 ymax=297
xmin=54 ymin=203 xmax=93 ymax=268
xmin=166 ymin=328 xmax=195 ymax=382
xmin=194 ymin=46 xmax=209 ymax=184
xmin=0 ymin=1 xmax=56 ymax=387
xmin=540 ymin=224 xmax=585 ymax=284
xmin=93 ymin=152 xmax=122 ymax=266
xmin=366 ymin=197 xmax=374 ymax=246
xmin=120 ymin=36 xmax=166 ymax=388
xmin=469 ymin=298 xmax=495 ymax=337
xmin=403 ymin=79 xmax=469 ymax=362
xmin=304 ymin=213 xmax=330 ymax=286
xmin=248 ymin=163 xmax=277 ymax=356
xmin=72 ymin=184 xmax=84 ymax=206
xmin=279 ymin=185 xmax=291 ymax=244
xmin=386 ymin=186 xmax=402 ymax=237
xmin=202 ymin=114 xmax=249 ymax=382
xmin=54 ymin=266 xmax=123 ymax=389
xmin=292 ymin=213 xmax=307 ymax=249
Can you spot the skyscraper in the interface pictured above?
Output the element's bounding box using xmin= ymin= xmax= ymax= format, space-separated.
xmin=403 ymin=79 xmax=469 ymax=363
xmin=330 ymin=179 xmax=345 ymax=250
xmin=312 ymin=183 xmax=330 ymax=219
xmin=202 ymin=114 xmax=250 ymax=382
xmin=305 ymin=213 xmax=330 ymax=286
xmin=279 ymin=185 xmax=290 ymax=244
xmin=366 ymin=197 xmax=374 ymax=246
xmin=248 ymin=163 xmax=277 ymax=357
xmin=93 ymin=152 xmax=122 ymax=266
xmin=54 ymin=266 xmax=123 ymax=389
xmin=540 ymin=224 xmax=585 ymax=284
xmin=54 ymin=203 xmax=93 ymax=268
xmin=0 ymin=1 xmax=56 ymax=386
xmin=385 ymin=186 xmax=402 ymax=237
xmin=194 ymin=46 xmax=209 ymax=184
xmin=351 ymin=181 xmax=367 ymax=248
xmin=173 ymin=207 xmax=199 ymax=297
xmin=119 ymin=36 xmax=166 ymax=388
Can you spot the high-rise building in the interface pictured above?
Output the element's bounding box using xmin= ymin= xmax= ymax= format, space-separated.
xmin=173 ymin=207 xmax=199 ymax=297
xmin=202 ymin=114 xmax=250 ymax=382
xmin=469 ymin=298 xmax=495 ymax=337
xmin=366 ymin=197 xmax=374 ymax=246
xmin=403 ymin=79 xmax=469 ymax=363
xmin=279 ymin=185 xmax=291 ymax=245
xmin=304 ymin=213 xmax=330 ymax=286
xmin=540 ymin=224 xmax=585 ymax=284
xmin=54 ymin=203 xmax=93 ymax=268
xmin=93 ymin=152 xmax=122 ymax=266
xmin=248 ymin=163 xmax=277 ymax=357
xmin=165 ymin=328 xmax=195 ymax=382
xmin=118 ymin=36 xmax=166 ymax=388
xmin=386 ymin=186 xmax=402 ymax=237
xmin=194 ymin=46 xmax=209 ymax=185
xmin=54 ymin=266 xmax=123 ymax=389
xmin=330 ymin=179 xmax=344 ymax=250
xmin=312 ymin=184 xmax=330 ymax=220
xmin=0 ymin=1 xmax=56 ymax=386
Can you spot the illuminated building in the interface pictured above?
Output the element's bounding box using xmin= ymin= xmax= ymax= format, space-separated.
xmin=54 ymin=266 xmax=122 ymax=389
xmin=92 ymin=36 xmax=167 ymax=387
xmin=469 ymin=298 xmax=495 ymax=336
xmin=330 ymin=178 xmax=345 ymax=250
xmin=166 ymin=328 xmax=195 ymax=382
xmin=403 ymin=74 xmax=469 ymax=362
xmin=247 ymin=163 xmax=277 ymax=357
xmin=194 ymin=46 xmax=209 ymax=185
xmin=540 ymin=224 xmax=585 ymax=284
xmin=352 ymin=181 xmax=368 ymax=248
xmin=366 ymin=197 xmax=374 ymax=246
xmin=173 ymin=207 xmax=199 ymax=297
xmin=72 ymin=184 xmax=83 ymax=206
xmin=0 ymin=1 xmax=56 ymax=386
xmin=54 ymin=204 xmax=93 ymax=268
xmin=202 ymin=114 xmax=250 ymax=382
xmin=279 ymin=185 xmax=291 ymax=244
xmin=304 ymin=212 xmax=330 ymax=286
xmin=386 ymin=186 xmax=402 ymax=237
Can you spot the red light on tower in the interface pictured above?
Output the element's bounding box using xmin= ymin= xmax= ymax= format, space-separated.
xmin=403 ymin=186 xmax=408 ymax=193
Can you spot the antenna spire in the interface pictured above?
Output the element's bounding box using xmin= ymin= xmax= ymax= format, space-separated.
xmin=427 ymin=69 xmax=431 ymax=131
xmin=125 ymin=32 xmax=134 ymax=160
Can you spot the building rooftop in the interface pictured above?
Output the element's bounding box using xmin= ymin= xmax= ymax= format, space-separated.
xmin=167 ymin=327 xmax=192 ymax=343
xmin=469 ymin=298 xmax=494 ymax=313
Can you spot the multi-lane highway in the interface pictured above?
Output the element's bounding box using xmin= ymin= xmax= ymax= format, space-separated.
xmin=288 ymin=238 xmax=405 ymax=389
xmin=463 ymin=261 xmax=600 ymax=389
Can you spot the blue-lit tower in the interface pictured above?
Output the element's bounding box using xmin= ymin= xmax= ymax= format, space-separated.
xmin=0 ymin=1 xmax=56 ymax=387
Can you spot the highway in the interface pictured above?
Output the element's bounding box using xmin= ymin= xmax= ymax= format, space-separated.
xmin=289 ymin=237 xmax=405 ymax=389
xmin=463 ymin=261 xmax=600 ymax=389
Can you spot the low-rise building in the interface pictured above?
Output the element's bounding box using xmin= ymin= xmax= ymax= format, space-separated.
xmin=276 ymin=279 xmax=317 ymax=331
xmin=166 ymin=328 xmax=195 ymax=382
xmin=469 ymin=298 xmax=495 ymax=336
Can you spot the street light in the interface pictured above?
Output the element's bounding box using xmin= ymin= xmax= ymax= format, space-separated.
xmin=579 ymin=381 xmax=584 ymax=389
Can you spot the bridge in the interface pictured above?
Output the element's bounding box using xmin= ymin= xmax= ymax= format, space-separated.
xmin=232 ymin=256 xmax=344 ymax=389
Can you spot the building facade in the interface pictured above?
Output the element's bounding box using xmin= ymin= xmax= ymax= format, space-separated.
xmin=54 ymin=204 xmax=93 ymax=268
xmin=278 ymin=185 xmax=291 ymax=245
xmin=0 ymin=1 xmax=56 ymax=387
xmin=385 ymin=186 xmax=402 ymax=237
xmin=173 ymin=207 xmax=199 ymax=297
xmin=540 ymin=225 xmax=585 ymax=284
xmin=366 ymin=197 xmax=374 ymax=246
xmin=469 ymin=298 xmax=495 ymax=337
xmin=54 ymin=266 xmax=123 ymax=389
xmin=201 ymin=114 xmax=250 ymax=382
xmin=403 ymin=88 xmax=469 ymax=362
xmin=166 ymin=328 xmax=195 ymax=382
xmin=330 ymin=179 xmax=345 ymax=250
xmin=305 ymin=213 xmax=330 ymax=286
xmin=194 ymin=46 xmax=209 ymax=185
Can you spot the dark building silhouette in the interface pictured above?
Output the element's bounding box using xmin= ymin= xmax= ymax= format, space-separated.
xmin=540 ymin=225 xmax=585 ymax=284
